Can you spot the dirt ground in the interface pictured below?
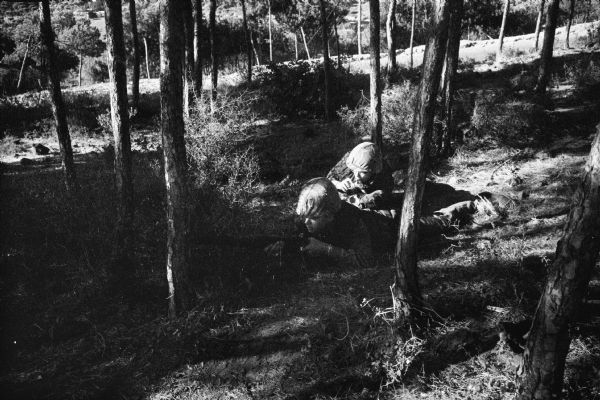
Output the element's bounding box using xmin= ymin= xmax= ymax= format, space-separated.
xmin=1 ymin=30 xmax=600 ymax=400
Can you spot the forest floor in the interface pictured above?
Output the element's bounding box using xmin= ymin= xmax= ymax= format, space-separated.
xmin=1 ymin=29 xmax=600 ymax=400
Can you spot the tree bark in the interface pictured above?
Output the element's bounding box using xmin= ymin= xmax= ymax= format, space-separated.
xmin=496 ymin=0 xmax=510 ymax=60
xmin=294 ymin=32 xmax=299 ymax=61
xmin=386 ymin=0 xmax=397 ymax=76
xmin=565 ymin=0 xmax=576 ymax=49
xmin=442 ymin=0 xmax=463 ymax=153
xmin=319 ymin=0 xmax=331 ymax=120
xmin=535 ymin=0 xmax=560 ymax=94
xmin=159 ymin=0 xmax=194 ymax=318
xmin=409 ymin=0 xmax=416 ymax=68
xmin=209 ymin=0 xmax=217 ymax=110
xmin=193 ymin=0 xmax=203 ymax=96
xmin=534 ymin=0 xmax=546 ymax=51
xmin=301 ymin=26 xmax=311 ymax=60
xmin=357 ymin=0 xmax=363 ymax=56
xmin=241 ymin=0 xmax=252 ymax=82
xmin=250 ymin=31 xmax=261 ymax=65
xmin=17 ymin=35 xmax=32 ymax=90
xmin=369 ymin=0 xmax=382 ymax=150
xmin=129 ymin=0 xmax=140 ymax=113
xmin=392 ymin=0 xmax=450 ymax=321
xmin=39 ymin=0 xmax=77 ymax=192
xmin=78 ymin=52 xmax=83 ymax=86
xmin=517 ymin=126 xmax=600 ymax=400
xmin=104 ymin=0 xmax=134 ymax=271
xmin=268 ymin=0 xmax=273 ymax=62
xmin=144 ymin=37 xmax=151 ymax=79
xmin=182 ymin=0 xmax=194 ymax=115
xmin=334 ymin=13 xmax=341 ymax=69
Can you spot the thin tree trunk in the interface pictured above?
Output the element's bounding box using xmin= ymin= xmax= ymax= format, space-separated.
xmin=442 ymin=0 xmax=463 ymax=154
xmin=370 ymin=0 xmax=382 ymax=149
xmin=497 ymin=0 xmax=510 ymax=60
xmin=182 ymin=0 xmax=194 ymax=115
xmin=144 ymin=37 xmax=151 ymax=79
xmin=294 ymin=32 xmax=299 ymax=61
xmin=209 ymin=0 xmax=217 ymax=110
xmin=78 ymin=52 xmax=83 ymax=86
xmin=17 ymin=35 xmax=32 ymax=90
xmin=241 ymin=0 xmax=252 ymax=82
xmin=268 ymin=0 xmax=273 ymax=62
xmin=39 ymin=0 xmax=77 ymax=192
xmin=517 ymin=126 xmax=600 ymax=400
xmin=193 ymin=0 xmax=203 ymax=96
xmin=392 ymin=0 xmax=450 ymax=320
xmin=301 ymin=26 xmax=311 ymax=60
xmin=129 ymin=0 xmax=140 ymax=113
xmin=334 ymin=13 xmax=341 ymax=69
xmin=104 ymin=0 xmax=133 ymax=272
xmin=534 ymin=0 xmax=546 ymax=51
xmin=319 ymin=0 xmax=331 ymax=120
xmin=159 ymin=0 xmax=194 ymax=318
xmin=250 ymin=31 xmax=261 ymax=65
xmin=535 ymin=0 xmax=560 ymax=94
xmin=565 ymin=0 xmax=576 ymax=49
xmin=358 ymin=0 xmax=362 ymax=56
xmin=386 ymin=0 xmax=398 ymax=77
xmin=410 ymin=0 xmax=416 ymax=68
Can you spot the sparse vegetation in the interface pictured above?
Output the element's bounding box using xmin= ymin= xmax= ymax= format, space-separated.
xmin=1 ymin=3 xmax=600 ymax=400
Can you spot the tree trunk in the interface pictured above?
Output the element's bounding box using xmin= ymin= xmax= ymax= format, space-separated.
xmin=370 ymin=0 xmax=383 ymax=150
xmin=334 ymin=13 xmax=341 ymax=69
xmin=182 ymin=0 xmax=194 ymax=115
xmin=496 ymin=0 xmax=510 ymax=60
xmin=241 ymin=0 xmax=252 ymax=82
xmin=358 ymin=0 xmax=363 ymax=56
xmin=565 ymin=0 xmax=576 ymax=49
xmin=129 ymin=0 xmax=140 ymax=113
xmin=39 ymin=0 xmax=77 ymax=192
xmin=104 ymin=0 xmax=134 ymax=272
xmin=534 ymin=0 xmax=546 ymax=51
xmin=301 ymin=26 xmax=311 ymax=60
xmin=159 ymin=0 xmax=194 ymax=318
xmin=392 ymin=0 xmax=450 ymax=321
xmin=78 ymin=52 xmax=83 ymax=87
xmin=535 ymin=0 xmax=560 ymax=94
xmin=319 ymin=0 xmax=331 ymax=120
xmin=268 ymin=0 xmax=273 ymax=62
xmin=442 ymin=0 xmax=463 ymax=154
xmin=144 ymin=37 xmax=151 ymax=79
xmin=386 ymin=0 xmax=397 ymax=77
xmin=193 ymin=0 xmax=203 ymax=96
xmin=409 ymin=0 xmax=416 ymax=68
xmin=17 ymin=35 xmax=32 ymax=90
xmin=294 ymin=32 xmax=299 ymax=61
xmin=517 ymin=126 xmax=600 ymax=400
xmin=209 ymin=0 xmax=217 ymax=110
xmin=251 ymin=31 xmax=261 ymax=65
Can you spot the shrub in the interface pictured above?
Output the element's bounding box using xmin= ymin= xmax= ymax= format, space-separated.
xmin=249 ymin=60 xmax=366 ymax=119
xmin=338 ymin=80 xmax=416 ymax=146
xmin=186 ymin=93 xmax=261 ymax=234
xmin=470 ymin=90 xmax=547 ymax=147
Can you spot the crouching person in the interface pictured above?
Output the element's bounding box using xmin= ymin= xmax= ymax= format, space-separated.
xmin=266 ymin=178 xmax=396 ymax=269
xmin=327 ymin=142 xmax=397 ymax=212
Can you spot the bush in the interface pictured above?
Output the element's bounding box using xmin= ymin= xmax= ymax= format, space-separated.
xmin=470 ymin=90 xmax=547 ymax=147
xmin=186 ymin=93 xmax=261 ymax=234
xmin=249 ymin=60 xmax=366 ymax=119
xmin=338 ymin=80 xmax=416 ymax=146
